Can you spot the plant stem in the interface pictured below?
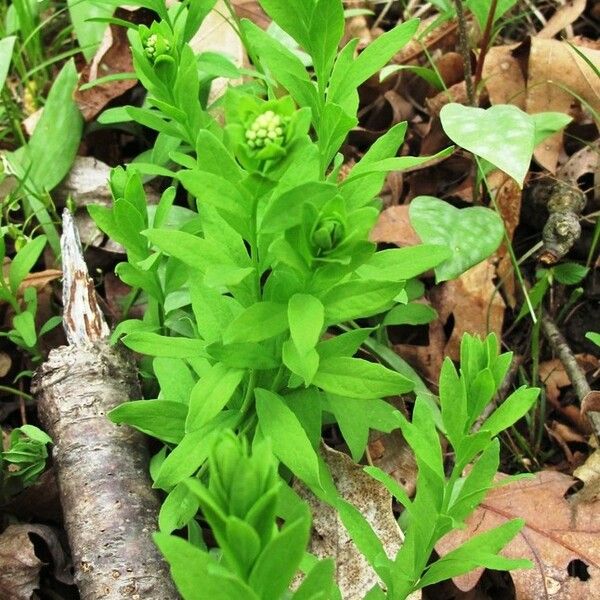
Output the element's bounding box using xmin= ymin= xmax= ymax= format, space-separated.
xmin=473 ymin=0 xmax=498 ymax=91
xmin=453 ymin=0 xmax=475 ymax=106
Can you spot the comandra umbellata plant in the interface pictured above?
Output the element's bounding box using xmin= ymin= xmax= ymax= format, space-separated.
xmin=91 ymin=0 xmax=539 ymax=597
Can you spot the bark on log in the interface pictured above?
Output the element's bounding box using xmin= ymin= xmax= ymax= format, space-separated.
xmin=32 ymin=210 xmax=178 ymax=600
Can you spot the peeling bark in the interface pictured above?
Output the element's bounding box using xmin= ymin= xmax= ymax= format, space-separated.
xmin=32 ymin=211 xmax=178 ymax=600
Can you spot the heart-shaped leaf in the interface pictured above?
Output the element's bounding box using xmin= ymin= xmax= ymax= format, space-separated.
xmin=440 ymin=103 xmax=534 ymax=187
xmin=409 ymin=196 xmax=504 ymax=282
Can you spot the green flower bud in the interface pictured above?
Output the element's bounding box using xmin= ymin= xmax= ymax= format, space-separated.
xmin=244 ymin=109 xmax=289 ymax=153
xmin=312 ymin=217 xmax=345 ymax=253
xmin=143 ymin=32 xmax=171 ymax=63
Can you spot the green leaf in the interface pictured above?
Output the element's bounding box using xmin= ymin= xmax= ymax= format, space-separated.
xmin=329 ymin=19 xmax=419 ymax=105
xmin=586 ymin=331 xmax=600 ymax=347
xmin=186 ymin=363 xmax=245 ymax=431
xmin=224 ymin=302 xmax=288 ymax=344
xmin=241 ymin=20 xmax=319 ymax=113
xmin=409 ymin=196 xmax=504 ymax=282
xmin=288 ymin=294 xmax=324 ymax=355
xmin=249 ymin=509 xmax=311 ymax=599
xmin=255 ymin=388 xmax=322 ymax=490
xmin=325 ymin=395 xmax=398 ymax=461
xmin=154 ymin=532 xmax=260 ymax=599
xmin=258 ymin=0 xmax=313 ymax=49
xmin=283 ymin=341 xmax=320 ymax=387
xmin=12 ymin=311 xmax=37 ymax=347
xmin=308 ymin=0 xmax=344 ymax=84
xmin=207 ymin=342 xmax=279 ymax=370
xmin=313 ymin=357 xmax=413 ymax=399
xmin=364 ymin=465 xmax=412 ymax=512
xmin=316 ymin=327 xmax=376 ymax=359
xmin=154 ymin=357 xmax=196 ymax=404
xmin=553 ymin=262 xmax=588 ymax=285
xmin=383 ymin=303 xmax=437 ymax=326
xmin=357 ymin=245 xmax=451 ymax=281
xmin=109 ymin=400 xmax=187 ymax=444
xmin=531 ymin=112 xmax=572 ymax=147
xmin=293 ymin=558 xmax=337 ymax=600
xmin=322 ymin=280 xmax=403 ymax=324
xmin=9 ymin=235 xmax=47 ymax=293
xmin=439 ymin=358 xmax=467 ymax=447
xmin=154 ymin=413 xmax=238 ymax=489
xmin=123 ymin=332 xmax=207 ymax=358
xmin=481 ymin=386 xmax=539 ymax=436
xmin=159 ymin=482 xmax=199 ymax=534
xmin=26 ymin=60 xmax=83 ymax=191
xmin=144 ymin=229 xmax=224 ymax=271
xmin=440 ymin=103 xmax=534 ymax=187
xmin=0 ymin=36 xmax=16 ymax=89
xmin=417 ymin=519 xmax=530 ymax=588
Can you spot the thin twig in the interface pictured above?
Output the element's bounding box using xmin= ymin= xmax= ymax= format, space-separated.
xmin=541 ymin=310 xmax=600 ymax=442
xmin=453 ymin=0 xmax=475 ymax=106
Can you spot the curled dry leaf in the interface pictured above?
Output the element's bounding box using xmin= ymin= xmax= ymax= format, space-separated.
xmin=436 ymin=471 xmax=600 ymax=599
xmin=0 ymin=523 xmax=70 ymax=600
xmin=539 ymin=354 xmax=599 ymax=406
xmin=0 ymin=352 xmax=10 ymax=377
xmin=573 ymin=449 xmax=600 ymax=504
xmin=537 ymin=0 xmax=587 ymax=40
xmin=75 ymin=12 xmax=137 ymax=122
xmin=431 ymin=259 xmax=505 ymax=361
xmin=481 ymin=44 xmax=526 ymax=109
xmin=557 ymin=144 xmax=600 ymax=184
xmin=294 ymin=445 xmax=419 ymax=600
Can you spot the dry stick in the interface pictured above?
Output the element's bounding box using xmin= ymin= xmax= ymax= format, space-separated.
xmin=453 ymin=0 xmax=475 ymax=106
xmin=540 ymin=310 xmax=600 ymax=443
xmin=33 ymin=211 xmax=178 ymax=600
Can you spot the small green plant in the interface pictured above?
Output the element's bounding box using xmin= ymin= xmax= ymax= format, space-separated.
xmin=155 ymin=430 xmax=340 ymax=598
xmin=0 ymin=233 xmax=62 ymax=363
xmin=89 ymin=1 xmax=542 ymax=597
xmin=1 ymin=424 xmax=52 ymax=498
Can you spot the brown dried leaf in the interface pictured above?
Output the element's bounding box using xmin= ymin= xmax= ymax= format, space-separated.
xmin=231 ymin=0 xmax=270 ymax=29
xmin=573 ymin=449 xmax=600 ymax=503
xmin=294 ymin=445 xmax=419 ymax=600
xmin=0 ymin=525 xmax=43 ymax=600
xmin=557 ymin=144 xmax=600 ymax=183
xmin=481 ymin=44 xmax=526 ymax=110
xmin=75 ymin=13 xmax=137 ymax=122
xmin=432 ymin=260 xmax=505 ymax=361
xmin=436 ymin=471 xmax=600 ymax=599
xmin=370 ymin=205 xmax=421 ymax=247
xmin=537 ymin=0 xmax=587 ymax=40
xmin=539 ymin=354 xmax=599 ymax=404
xmin=0 ymin=352 xmax=11 ymax=377
xmin=524 ymin=38 xmax=600 ymax=172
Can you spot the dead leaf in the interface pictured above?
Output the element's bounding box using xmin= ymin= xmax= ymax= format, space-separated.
xmin=370 ymin=205 xmax=421 ymax=247
xmin=394 ymin=318 xmax=447 ymax=388
xmin=0 ymin=352 xmax=11 ymax=377
xmin=557 ymin=144 xmax=600 ymax=184
xmin=573 ymin=449 xmax=600 ymax=503
xmin=432 ymin=260 xmax=505 ymax=361
xmin=55 ymin=156 xmax=113 ymax=208
xmin=493 ymin=175 xmax=523 ymax=307
xmin=537 ymin=0 xmax=587 ymax=39
xmin=75 ymin=11 xmax=138 ymax=122
xmin=231 ymin=0 xmax=270 ymax=29
xmin=481 ymin=44 xmax=526 ymax=109
xmin=0 ymin=525 xmax=43 ymax=600
xmin=523 ymin=37 xmax=600 ymax=172
xmin=539 ymin=354 xmax=599 ymax=405
xmin=436 ymin=471 xmax=600 ymax=599
xmin=294 ymin=445 xmax=420 ymax=600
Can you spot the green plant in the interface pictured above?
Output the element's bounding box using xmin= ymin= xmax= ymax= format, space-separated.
xmin=1 ymin=424 xmax=52 ymax=498
xmin=0 ymin=233 xmax=62 ymax=363
xmin=155 ymin=429 xmax=340 ymax=598
xmin=88 ymin=1 xmax=540 ymax=598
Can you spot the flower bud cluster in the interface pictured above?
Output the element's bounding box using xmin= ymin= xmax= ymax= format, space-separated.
xmin=245 ymin=110 xmax=288 ymax=150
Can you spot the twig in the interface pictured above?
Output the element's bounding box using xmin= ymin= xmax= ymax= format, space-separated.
xmin=453 ymin=0 xmax=475 ymax=106
xmin=541 ymin=310 xmax=600 ymax=442
xmin=33 ymin=210 xmax=178 ymax=600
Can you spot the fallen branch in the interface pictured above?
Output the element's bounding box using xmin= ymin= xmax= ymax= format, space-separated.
xmin=541 ymin=310 xmax=600 ymax=443
xmin=32 ymin=210 xmax=177 ymax=600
